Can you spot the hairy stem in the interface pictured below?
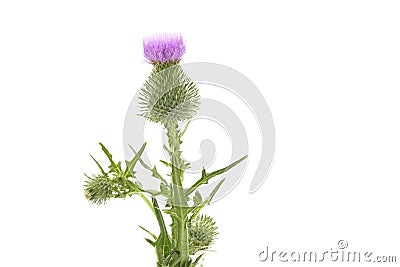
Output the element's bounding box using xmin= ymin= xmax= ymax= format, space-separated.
xmin=166 ymin=121 xmax=189 ymax=266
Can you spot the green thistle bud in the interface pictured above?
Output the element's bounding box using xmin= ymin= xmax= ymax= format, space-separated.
xmin=84 ymin=174 xmax=114 ymax=205
xmin=188 ymin=214 xmax=218 ymax=255
xmin=139 ymin=63 xmax=200 ymax=125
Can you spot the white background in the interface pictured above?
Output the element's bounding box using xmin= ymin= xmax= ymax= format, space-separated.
xmin=1 ymin=1 xmax=399 ymax=266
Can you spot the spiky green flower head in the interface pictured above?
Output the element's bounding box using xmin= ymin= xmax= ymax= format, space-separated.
xmin=139 ymin=33 xmax=200 ymax=125
xmin=188 ymin=214 xmax=218 ymax=255
xmin=84 ymin=174 xmax=114 ymax=205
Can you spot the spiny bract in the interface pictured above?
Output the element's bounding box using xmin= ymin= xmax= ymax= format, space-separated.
xmin=188 ymin=214 xmax=218 ymax=255
xmin=139 ymin=64 xmax=200 ymax=124
xmin=84 ymin=174 xmax=114 ymax=205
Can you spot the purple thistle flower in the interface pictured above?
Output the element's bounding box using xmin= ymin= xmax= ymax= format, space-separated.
xmin=143 ymin=33 xmax=186 ymax=64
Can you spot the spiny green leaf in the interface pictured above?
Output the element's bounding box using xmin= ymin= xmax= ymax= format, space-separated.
xmin=186 ymin=155 xmax=247 ymax=196
xmin=99 ymin=142 xmax=119 ymax=172
xmin=152 ymin=198 xmax=172 ymax=263
xmin=190 ymin=178 xmax=225 ymax=221
xmin=129 ymin=146 xmax=168 ymax=184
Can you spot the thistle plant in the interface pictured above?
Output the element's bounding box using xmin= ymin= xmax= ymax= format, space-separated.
xmin=84 ymin=33 xmax=247 ymax=267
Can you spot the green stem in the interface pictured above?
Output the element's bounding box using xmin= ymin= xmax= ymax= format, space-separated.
xmin=166 ymin=121 xmax=190 ymax=266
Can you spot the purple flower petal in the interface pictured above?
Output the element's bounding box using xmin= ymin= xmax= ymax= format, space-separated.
xmin=143 ymin=33 xmax=186 ymax=63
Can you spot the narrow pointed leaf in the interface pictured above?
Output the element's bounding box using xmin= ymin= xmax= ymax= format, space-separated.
xmin=139 ymin=225 xmax=157 ymax=240
xmin=192 ymin=254 xmax=204 ymax=266
xmin=126 ymin=143 xmax=147 ymax=176
xmin=90 ymin=155 xmax=107 ymax=175
xmin=144 ymin=238 xmax=155 ymax=247
xmin=186 ymin=155 xmax=247 ymax=196
xmin=190 ymin=178 xmax=225 ymax=221
xmin=99 ymin=142 xmax=118 ymax=171
xmin=129 ymin=145 xmax=168 ymax=184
